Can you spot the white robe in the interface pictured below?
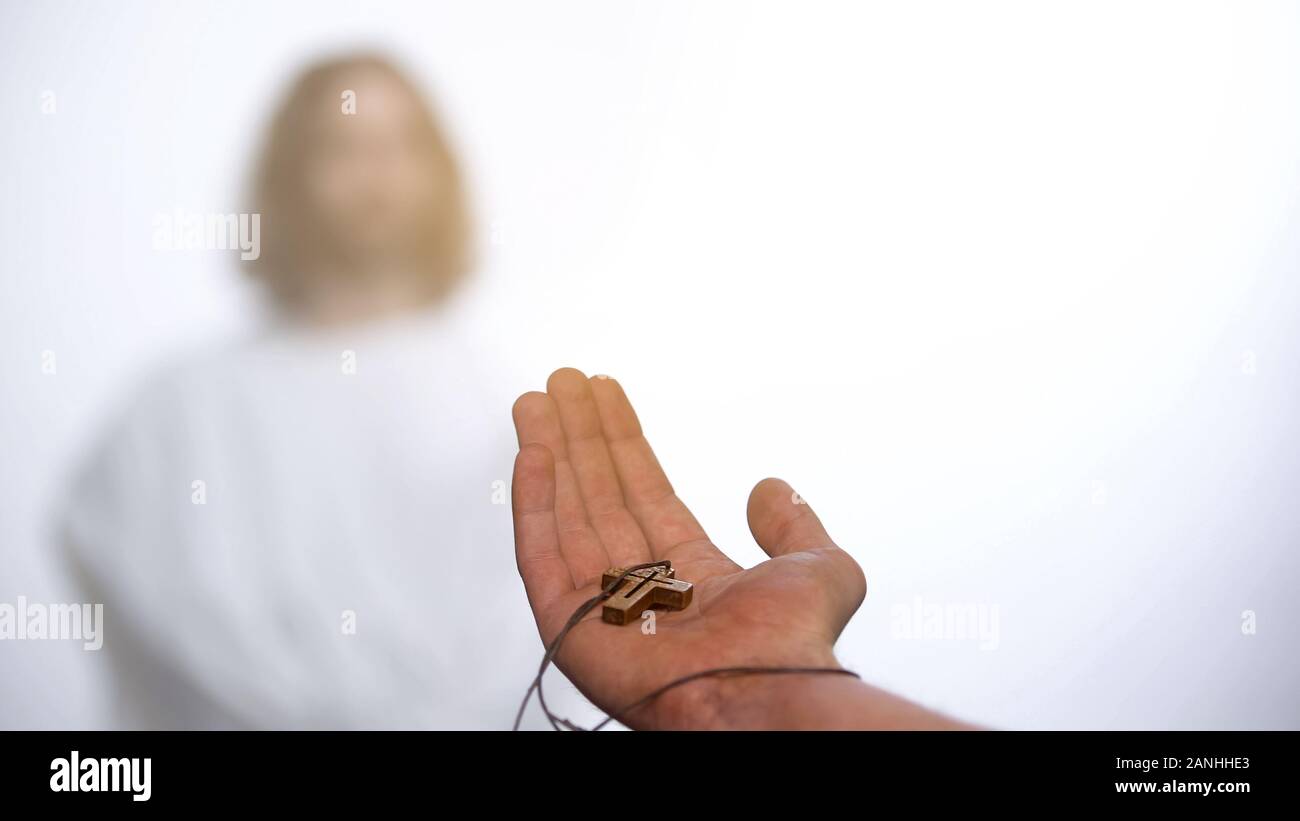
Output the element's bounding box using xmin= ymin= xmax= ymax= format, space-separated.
xmin=60 ymin=304 xmax=587 ymax=729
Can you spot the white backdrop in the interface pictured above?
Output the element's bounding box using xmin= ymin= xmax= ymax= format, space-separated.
xmin=2 ymin=0 xmax=1298 ymax=728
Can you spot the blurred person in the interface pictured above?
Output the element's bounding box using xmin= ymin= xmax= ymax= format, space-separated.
xmin=59 ymin=54 xmax=552 ymax=729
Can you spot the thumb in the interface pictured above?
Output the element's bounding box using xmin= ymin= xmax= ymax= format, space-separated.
xmin=746 ymin=477 xmax=837 ymax=558
xmin=746 ymin=477 xmax=867 ymax=619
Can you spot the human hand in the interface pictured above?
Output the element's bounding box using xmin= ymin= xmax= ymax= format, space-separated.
xmin=510 ymin=368 xmax=876 ymax=729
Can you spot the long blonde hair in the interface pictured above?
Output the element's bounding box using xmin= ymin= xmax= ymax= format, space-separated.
xmin=244 ymin=54 xmax=472 ymax=307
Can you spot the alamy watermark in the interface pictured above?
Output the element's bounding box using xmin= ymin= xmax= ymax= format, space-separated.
xmin=891 ymin=595 xmax=1000 ymax=651
xmin=50 ymin=751 xmax=150 ymax=801
xmin=152 ymin=209 xmax=261 ymax=260
xmin=0 ymin=597 xmax=103 ymax=650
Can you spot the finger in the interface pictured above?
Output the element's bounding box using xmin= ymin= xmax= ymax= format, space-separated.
xmin=546 ymin=368 xmax=652 ymax=568
xmin=588 ymin=375 xmax=733 ymax=571
xmin=511 ymin=444 xmax=573 ymax=617
xmin=746 ymin=477 xmax=837 ymax=557
xmin=512 ymin=391 xmax=611 ymax=586
xmin=748 ymin=477 xmax=867 ymax=617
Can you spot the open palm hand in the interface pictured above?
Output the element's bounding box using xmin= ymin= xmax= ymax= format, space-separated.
xmin=510 ymin=369 xmax=866 ymax=730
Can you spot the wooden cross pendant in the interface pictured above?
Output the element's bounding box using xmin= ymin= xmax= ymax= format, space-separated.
xmin=601 ymin=564 xmax=693 ymax=625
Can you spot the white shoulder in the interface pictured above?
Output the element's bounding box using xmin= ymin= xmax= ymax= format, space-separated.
xmin=57 ymin=345 xmax=257 ymax=575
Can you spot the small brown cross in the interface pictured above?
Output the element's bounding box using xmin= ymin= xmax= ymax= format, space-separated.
xmin=601 ymin=564 xmax=693 ymax=625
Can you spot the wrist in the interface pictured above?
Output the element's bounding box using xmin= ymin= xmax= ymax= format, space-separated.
xmin=703 ymin=667 xmax=868 ymax=730
xmin=643 ymin=657 xmax=971 ymax=731
xmin=643 ymin=648 xmax=848 ymax=731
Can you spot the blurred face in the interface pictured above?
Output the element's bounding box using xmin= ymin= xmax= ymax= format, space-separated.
xmin=301 ymin=69 xmax=442 ymax=270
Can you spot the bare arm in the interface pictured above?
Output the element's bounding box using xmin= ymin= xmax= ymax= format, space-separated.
xmin=510 ymin=368 xmax=972 ymax=730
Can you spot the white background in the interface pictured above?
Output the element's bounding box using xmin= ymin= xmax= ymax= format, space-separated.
xmin=2 ymin=0 xmax=1298 ymax=728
